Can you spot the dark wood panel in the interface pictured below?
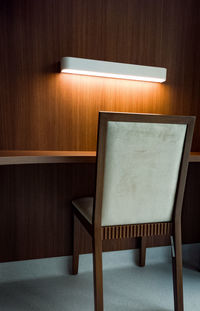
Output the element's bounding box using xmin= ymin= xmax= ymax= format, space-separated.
xmin=182 ymin=163 xmax=200 ymax=244
xmin=0 ymin=0 xmax=200 ymax=151
xmin=0 ymin=162 xmax=199 ymax=262
xmin=0 ymin=163 xmax=96 ymax=262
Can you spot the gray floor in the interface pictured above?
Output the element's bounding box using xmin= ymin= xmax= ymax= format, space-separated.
xmin=0 ymin=245 xmax=200 ymax=311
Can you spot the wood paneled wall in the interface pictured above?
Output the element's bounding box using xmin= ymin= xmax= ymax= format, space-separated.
xmin=0 ymin=0 xmax=200 ymax=151
xmin=0 ymin=0 xmax=200 ymax=262
xmin=1 ymin=162 xmax=200 ymax=262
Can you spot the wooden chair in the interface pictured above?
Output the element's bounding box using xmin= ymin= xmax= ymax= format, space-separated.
xmin=72 ymin=112 xmax=195 ymax=311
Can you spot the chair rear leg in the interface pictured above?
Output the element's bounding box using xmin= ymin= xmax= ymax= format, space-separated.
xmin=93 ymin=229 xmax=103 ymax=311
xmin=171 ymin=232 xmax=184 ymax=311
xmin=139 ymin=236 xmax=147 ymax=267
xmin=72 ymin=212 xmax=80 ymax=275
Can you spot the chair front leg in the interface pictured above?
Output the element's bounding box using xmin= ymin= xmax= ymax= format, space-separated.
xmin=139 ymin=236 xmax=147 ymax=267
xmin=171 ymin=230 xmax=184 ymax=311
xmin=72 ymin=212 xmax=80 ymax=275
xmin=93 ymin=228 xmax=103 ymax=311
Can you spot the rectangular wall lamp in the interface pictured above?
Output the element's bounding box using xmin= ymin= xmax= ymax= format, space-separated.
xmin=61 ymin=57 xmax=167 ymax=83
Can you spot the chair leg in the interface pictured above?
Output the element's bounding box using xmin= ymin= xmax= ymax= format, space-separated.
xmin=93 ymin=229 xmax=103 ymax=311
xmin=139 ymin=236 xmax=147 ymax=267
xmin=72 ymin=212 xmax=80 ymax=275
xmin=171 ymin=230 xmax=184 ymax=311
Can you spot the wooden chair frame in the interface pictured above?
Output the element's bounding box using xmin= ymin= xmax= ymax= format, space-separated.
xmin=72 ymin=112 xmax=195 ymax=311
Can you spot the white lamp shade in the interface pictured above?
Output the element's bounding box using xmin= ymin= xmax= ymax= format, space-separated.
xmin=61 ymin=57 xmax=167 ymax=83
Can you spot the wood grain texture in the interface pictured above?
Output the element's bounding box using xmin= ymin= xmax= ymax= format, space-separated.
xmin=0 ymin=163 xmax=96 ymax=262
xmin=0 ymin=0 xmax=200 ymax=262
xmin=0 ymin=0 xmax=200 ymax=151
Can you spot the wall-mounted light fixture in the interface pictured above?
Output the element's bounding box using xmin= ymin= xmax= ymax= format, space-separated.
xmin=61 ymin=57 xmax=167 ymax=83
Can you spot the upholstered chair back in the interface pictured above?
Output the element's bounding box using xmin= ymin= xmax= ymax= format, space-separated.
xmin=100 ymin=119 xmax=187 ymax=226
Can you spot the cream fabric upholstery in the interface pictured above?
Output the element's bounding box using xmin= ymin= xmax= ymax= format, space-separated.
xmin=72 ymin=197 xmax=93 ymax=224
xmin=72 ymin=121 xmax=186 ymax=227
xmin=101 ymin=121 xmax=186 ymax=226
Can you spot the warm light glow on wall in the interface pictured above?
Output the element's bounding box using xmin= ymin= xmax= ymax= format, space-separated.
xmin=57 ymin=71 xmax=164 ymax=113
xmin=61 ymin=57 xmax=167 ymax=83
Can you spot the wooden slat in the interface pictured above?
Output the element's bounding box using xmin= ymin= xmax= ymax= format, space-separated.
xmin=102 ymin=222 xmax=172 ymax=240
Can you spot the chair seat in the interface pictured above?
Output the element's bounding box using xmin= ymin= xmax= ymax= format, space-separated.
xmin=72 ymin=197 xmax=93 ymax=224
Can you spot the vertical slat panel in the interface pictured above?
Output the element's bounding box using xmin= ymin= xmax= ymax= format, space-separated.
xmin=102 ymin=222 xmax=172 ymax=240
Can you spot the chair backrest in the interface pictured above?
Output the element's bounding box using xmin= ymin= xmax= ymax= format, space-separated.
xmin=94 ymin=112 xmax=195 ymax=227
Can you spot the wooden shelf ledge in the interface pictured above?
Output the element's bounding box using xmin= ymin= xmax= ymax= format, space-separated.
xmin=189 ymin=152 xmax=200 ymax=162
xmin=0 ymin=150 xmax=199 ymax=165
xmin=0 ymin=150 xmax=96 ymax=165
